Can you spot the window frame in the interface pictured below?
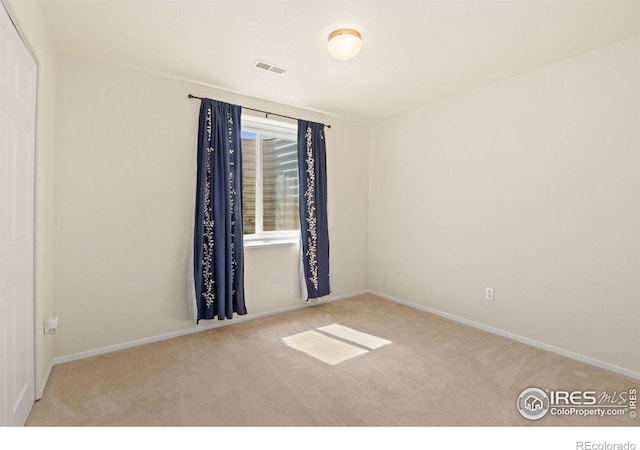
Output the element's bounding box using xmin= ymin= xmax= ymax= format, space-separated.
xmin=241 ymin=115 xmax=300 ymax=246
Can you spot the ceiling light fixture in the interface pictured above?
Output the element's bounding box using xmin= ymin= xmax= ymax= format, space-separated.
xmin=327 ymin=28 xmax=362 ymax=61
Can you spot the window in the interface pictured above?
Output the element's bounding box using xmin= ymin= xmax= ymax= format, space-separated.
xmin=242 ymin=117 xmax=299 ymax=243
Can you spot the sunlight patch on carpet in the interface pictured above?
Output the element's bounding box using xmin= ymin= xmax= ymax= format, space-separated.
xmin=283 ymin=325 xmax=391 ymax=365
xmin=317 ymin=324 xmax=392 ymax=349
xmin=283 ymin=330 xmax=368 ymax=365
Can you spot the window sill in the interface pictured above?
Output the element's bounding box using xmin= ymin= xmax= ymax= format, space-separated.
xmin=244 ymin=238 xmax=299 ymax=249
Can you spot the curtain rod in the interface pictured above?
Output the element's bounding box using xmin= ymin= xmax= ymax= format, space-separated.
xmin=187 ymin=94 xmax=331 ymax=128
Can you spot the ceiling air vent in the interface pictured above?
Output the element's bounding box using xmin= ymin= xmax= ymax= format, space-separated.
xmin=254 ymin=60 xmax=288 ymax=75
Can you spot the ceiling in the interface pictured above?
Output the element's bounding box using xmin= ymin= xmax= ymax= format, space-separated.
xmin=35 ymin=0 xmax=640 ymax=122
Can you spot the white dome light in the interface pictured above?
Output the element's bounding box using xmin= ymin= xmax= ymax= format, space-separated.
xmin=327 ymin=28 xmax=362 ymax=61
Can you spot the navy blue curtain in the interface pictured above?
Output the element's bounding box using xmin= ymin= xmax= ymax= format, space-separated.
xmin=192 ymin=99 xmax=246 ymax=322
xmin=297 ymin=120 xmax=330 ymax=300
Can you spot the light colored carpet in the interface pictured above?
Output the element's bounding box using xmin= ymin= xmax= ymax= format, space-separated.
xmin=283 ymin=324 xmax=391 ymax=365
xmin=26 ymin=294 xmax=639 ymax=426
xmin=317 ymin=323 xmax=392 ymax=350
xmin=283 ymin=329 xmax=369 ymax=365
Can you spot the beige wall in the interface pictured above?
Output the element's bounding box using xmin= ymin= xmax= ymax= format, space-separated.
xmin=369 ymin=37 xmax=640 ymax=374
xmin=4 ymin=0 xmax=57 ymax=397
xmin=53 ymin=55 xmax=369 ymax=357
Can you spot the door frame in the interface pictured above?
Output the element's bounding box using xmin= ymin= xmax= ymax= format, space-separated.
xmin=0 ymin=0 xmax=38 ymax=426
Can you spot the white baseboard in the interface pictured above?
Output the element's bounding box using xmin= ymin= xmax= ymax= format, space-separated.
xmin=36 ymin=363 xmax=54 ymax=400
xmin=370 ymin=290 xmax=640 ymax=381
xmin=52 ymin=290 xmax=367 ymax=367
xmin=50 ymin=288 xmax=637 ymax=387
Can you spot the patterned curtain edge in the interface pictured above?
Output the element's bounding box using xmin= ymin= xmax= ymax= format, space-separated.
xmin=299 ymin=238 xmax=309 ymax=302
xmin=190 ymin=97 xmax=246 ymax=322
xmin=297 ymin=120 xmax=330 ymax=302
xmin=187 ymin=232 xmax=198 ymax=322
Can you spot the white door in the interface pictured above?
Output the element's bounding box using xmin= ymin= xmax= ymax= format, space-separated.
xmin=0 ymin=3 xmax=37 ymax=426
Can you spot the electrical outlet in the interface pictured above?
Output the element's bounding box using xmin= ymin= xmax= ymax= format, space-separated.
xmin=485 ymin=287 xmax=494 ymax=301
xmin=44 ymin=316 xmax=58 ymax=335
xmin=275 ymin=276 xmax=281 ymax=287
